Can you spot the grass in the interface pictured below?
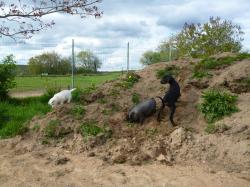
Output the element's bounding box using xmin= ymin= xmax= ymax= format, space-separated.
xmin=12 ymin=72 xmax=120 ymax=92
xmin=114 ymin=72 xmax=140 ymax=89
xmin=71 ymin=84 xmax=97 ymax=103
xmin=205 ymin=123 xmax=230 ymax=134
xmin=132 ymin=92 xmax=140 ymax=104
xmin=44 ymin=120 xmax=61 ymax=138
xmin=80 ymin=121 xmax=105 ymax=137
xmin=145 ymin=128 xmax=158 ymax=137
xmin=0 ymin=96 xmax=51 ymax=138
xmin=199 ymin=89 xmax=239 ymax=123
xmin=192 ymin=52 xmax=250 ymax=79
xmin=71 ymin=105 xmax=86 ymax=119
xmin=236 ymin=77 xmax=250 ymax=87
xmin=156 ymin=65 xmax=180 ymax=79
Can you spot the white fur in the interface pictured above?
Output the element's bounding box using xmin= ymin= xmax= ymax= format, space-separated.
xmin=48 ymin=88 xmax=76 ymax=108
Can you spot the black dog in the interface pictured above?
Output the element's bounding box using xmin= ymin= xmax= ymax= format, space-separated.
xmin=157 ymin=75 xmax=181 ymax=126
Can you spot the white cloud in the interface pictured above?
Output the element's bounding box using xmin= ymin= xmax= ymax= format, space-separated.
xmin=1 ymin=0 xmax=250 ymax=70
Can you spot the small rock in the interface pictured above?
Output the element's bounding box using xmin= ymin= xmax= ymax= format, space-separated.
xmin=156 ymin=154 xmax=166 ymax=161
xmin=170 ymin=127 xmax=186 ymax=148
xmin=112 ymin=154 xmax=127 ymax=164
xmin=55 ymin=157 xmax=70 ymax=165
xmin=88 ymin=152 xmax=96 ymax=157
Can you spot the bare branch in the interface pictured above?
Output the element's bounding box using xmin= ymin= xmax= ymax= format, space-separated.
xmin=0 ymin=0 xmax=102 ymax=40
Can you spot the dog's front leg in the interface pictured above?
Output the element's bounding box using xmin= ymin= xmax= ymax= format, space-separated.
xmin=169 ymin=104 xmax=177 ymax=126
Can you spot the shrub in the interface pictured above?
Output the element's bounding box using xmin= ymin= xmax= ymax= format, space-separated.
xmin=0 ymin=55 xmax=16 ymax=99
xmin=156 ymin=65 xmax=180 ymax=79
xmin=140 ymin=51 xmax=161 ymax=65
xmin=132 ymin=92 xmax=140 ymax=104
xmin=115 ymin=72 xmax=140 ymax=89
xmin=199 ymin=89 xmax=239 ymax=123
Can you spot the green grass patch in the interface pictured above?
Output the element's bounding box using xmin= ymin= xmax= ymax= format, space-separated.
xmin=205 ymin=123 xmax=231 ymax=134
xmin=0 ymin=96 xmax=51 ymax=138
xmin=80 ymin=121 xmax=105 ymax=137
xmin=156 ymin=65 xmax=180 ymax=79
xmin=114 ymin=72 xmax=140 ymax=89
xmin=199 ymin=89 xmax=239 ymax=123
xmin=193 ymin=53 xmax=250 ymax=79
xmin=132 ymin=92 xmax=140 ymax=104
xmin=32 ymin=124 xmax=40 ymax=132
xmin=12 ymin=72 xmax=121 ymax=92
xmin=44 ymin=120 xmax=61 ymax=138
xmin=145 ymin=128 xmax=158 ymax=138
xmin=71 ymin=105 xmax=86 ymax=119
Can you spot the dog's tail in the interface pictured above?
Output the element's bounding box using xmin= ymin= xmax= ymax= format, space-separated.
xmin=70 ymin=88 xmax=77 ymax=92
xmin=156 ymin=96 xmax=164 ymax=105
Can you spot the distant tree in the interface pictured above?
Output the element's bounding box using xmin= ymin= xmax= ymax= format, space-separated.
xmin=140 ymin=47 xmax=178 ymax=65
xmin=0 ymin=55 xmax=16 ymax=99
xmin=76 ymin=51 xmax=102 ymax=73
xmin=140 ymin=51 xmax=161 ymax=65
xmin=170 ymin=17 xmax=244 ymax=58
xmin=28 ymin=52 xmax=71 ymax=75
xmin=0 ymin=0 xmax=102 ymax=40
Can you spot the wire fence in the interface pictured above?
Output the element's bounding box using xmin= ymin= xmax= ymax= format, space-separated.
xmin=1 ymin=40 xmax=151 ymax=93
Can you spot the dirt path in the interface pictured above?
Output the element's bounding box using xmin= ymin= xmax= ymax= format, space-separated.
xmin=0 ymin=145 xmax=249 ymax=187
xmin=9 ymin=90 xmax=44 ymax=98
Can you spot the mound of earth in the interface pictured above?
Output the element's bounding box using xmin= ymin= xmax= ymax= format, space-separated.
xmin=0 ymin=54 xmax=250 ymax=186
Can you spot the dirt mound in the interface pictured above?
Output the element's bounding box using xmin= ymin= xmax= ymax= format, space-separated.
xmin=1 ymin=55 xmax=250 ymax=186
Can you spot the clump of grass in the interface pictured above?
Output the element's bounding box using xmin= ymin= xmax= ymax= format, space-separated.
xmin=71 ymin=105 xmax=86 ymax=119
xmin=192 ymin=69 xmax=212 ymax=79
xmin=132 ymin=92 xmax=140 ymax=104
xmin=236 ymin=77 xmax=250 ymax=87
xmin=71 ymin=89 xmax=83 ymax=102
xmin=109 ymin=89 xmax=120 ymax=97
xmin=205 ymin=123 xmax=230 ymax=134
xmin=115 ymin=72 xmax=140 ymax=89
xmin=204 ymin=123 xmax=217 ymax=134
xmin=80 ymin=121 xmax=105 ymax=137
xmin=156 ymin=65 xmax=180 ymax=79
xmin=145 ymin=128 xmax=158 ymax=137
xmin=234 ymin=52 xmax=250 ymax=60
xmin=0 ymin=96 xmax=51 ymax=139
xmin=192 ymin=52 xmax=250 ymax=79
xmin=44 ymin=120 xmax=61 ymax=138
xmin=101 ymin=109 xmax=110 ymax=115
xmin=71 ymin=84 xmax=97 ymax=103
xmin=98 ymin=98 xmax=108 ymax=104
xmin=199 ymin=89 xmax=239 ymax=123
xmin=32 ymin=124 xmax=40 ymax=132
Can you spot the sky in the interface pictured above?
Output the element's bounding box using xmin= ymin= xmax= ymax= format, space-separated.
xmin=1 ymin=0 xmax=250 ymax=71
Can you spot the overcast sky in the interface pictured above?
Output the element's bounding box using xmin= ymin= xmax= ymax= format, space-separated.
xmin=1 ymin=0 xmax=250 ymax=71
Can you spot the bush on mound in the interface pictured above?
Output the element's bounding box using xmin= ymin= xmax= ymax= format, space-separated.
xmin=199 ymin=89 xmax=239 ymax=123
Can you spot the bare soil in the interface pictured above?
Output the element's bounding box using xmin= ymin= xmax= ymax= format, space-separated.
xmin=1 ymin=54 xmax=250 ymax=186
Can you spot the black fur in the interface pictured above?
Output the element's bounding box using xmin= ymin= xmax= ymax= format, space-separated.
xmin=128 ymin=98 xmax=156 ymax=125
xmin=157 ymin=75 xmax=181 ymax=126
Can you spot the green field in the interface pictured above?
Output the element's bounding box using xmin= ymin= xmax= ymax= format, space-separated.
xmin=11 ymin=72 xmax=121 ymax=92
xmin=1 ymin=72 xmax=121 ymax=138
